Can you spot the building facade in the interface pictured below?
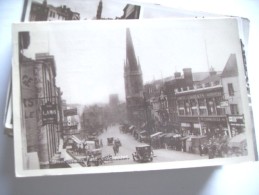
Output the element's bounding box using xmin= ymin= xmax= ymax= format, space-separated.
xmin=29 ymin=0 xmax=80 ymax=21
xmin=20 ymin=41 xmax=62 ymax=168
xmin=174 ymin=54 xmax=245 ymax=138
xmin=221 ymin=54 xmax=245 ymax=137
xmin=118 ymin=4 xmax=141 ymax=19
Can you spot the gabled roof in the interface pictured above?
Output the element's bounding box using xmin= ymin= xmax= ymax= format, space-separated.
xmin=221 ymin=54 xmax=238 ymax=78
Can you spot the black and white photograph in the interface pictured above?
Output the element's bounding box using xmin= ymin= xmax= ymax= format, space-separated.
xmin=24 ymin=0 xmax=141 ymax=21
xmin=3 ymin=0 xmax=226 ymax=133
xmin=12 ymin=18 xmax=257 ymax=177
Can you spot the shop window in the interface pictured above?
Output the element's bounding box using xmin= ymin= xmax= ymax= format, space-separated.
xmin=230 ymin=104 xmax=239 ymax=115
xmin=228 ymin=83 xmax=234 ymax=96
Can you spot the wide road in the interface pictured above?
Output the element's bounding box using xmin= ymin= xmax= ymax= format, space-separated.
xmin=98 ymin=124 xmax=207 ymax=166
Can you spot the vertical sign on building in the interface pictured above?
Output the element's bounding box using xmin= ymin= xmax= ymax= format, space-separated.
xmin=21 ymin=61 xmax=38 ymax=152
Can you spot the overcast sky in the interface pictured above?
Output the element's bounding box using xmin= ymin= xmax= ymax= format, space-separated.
xmin=21 ymin=18 xmax=242 ymax=105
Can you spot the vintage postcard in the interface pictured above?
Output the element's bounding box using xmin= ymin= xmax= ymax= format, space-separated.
xmin=4 ymin=0 xmax=224 ymax=133
xmin=12 ymin=18 xmax=257 ymax=176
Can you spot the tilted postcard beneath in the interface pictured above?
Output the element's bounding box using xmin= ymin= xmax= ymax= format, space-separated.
xmin=12 ymin=18 xmax=257 ymax=177
xmin=4 ymin=0 xmax=223 ymax=133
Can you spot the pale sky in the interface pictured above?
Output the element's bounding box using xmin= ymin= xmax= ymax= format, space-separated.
xmin=21 ymin=18 xmax=242 ymax=105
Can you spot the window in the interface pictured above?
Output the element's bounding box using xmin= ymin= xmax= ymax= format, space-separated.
xmin=177 ymin=100 xmax=185 ymax=115
xmin=196 ymin=83 xmax=202 ymax=89
xmin=198 ymin=99 xmax=207 ymax=116
xmin=214 ymin=80 xmax=220 ymax=86
xmin=178 ymin=100 xmax=184 ymax=107
xmin=230 ymin=104 xmax=239 ymax=115
xmin=207 ymin=98 xmax=216 ymax=115
xmin=205 ymin=82 xmax=211 ymax=87
xmin=228 ymin=83 xmax=234 ymax=96
xmin=179 ymin=109 xmax=185 ymax=115
xmin=190 ymin=99 xmax=198 ymax=115
xmin=215 ymin=97 xmax=226 ymax=115
xmin=185 ymin=100 xmax=191 ymax=115
xmin=198 ymin=99 xmax=206 ymax=106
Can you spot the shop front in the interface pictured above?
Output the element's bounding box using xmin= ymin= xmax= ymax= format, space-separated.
xmin=199 ymin=116 xmax=228 ymax=138
xmin=228 ymin=115 xmax=245 ymax=137
xmin=178 ymin=116 xmax=200 ymax=136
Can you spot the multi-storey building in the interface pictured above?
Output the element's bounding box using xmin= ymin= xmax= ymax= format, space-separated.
xmin=20 ymin=49 xmax=62 ymax=168
xmin=174 ymin=54 xmax=244 ymax=138
xmin=29 ymin=0 xmax=80 ymax=21
xmin=221 ymin=54 xmax=245 ymax=137
xmin=119 ymin=4 xmax=141 ymax=19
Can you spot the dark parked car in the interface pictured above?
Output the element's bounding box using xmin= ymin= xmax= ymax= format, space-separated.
xmin=86 ymin=149 xmax=103 ymax=166
xmin=132 ymin=144 xmax=154 ymax=163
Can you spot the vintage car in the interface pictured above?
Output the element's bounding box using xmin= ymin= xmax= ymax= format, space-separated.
xmin=132 ymin=144 xmax=154 ymax=163
xmin=86 ymin=149 xmax=103 ymax=166
xmin=107 ymin=137 xmax=114 ymax=146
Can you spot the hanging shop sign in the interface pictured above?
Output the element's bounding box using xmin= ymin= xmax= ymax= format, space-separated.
xmin=228 ymin=115 xmax=245 ymax=126
xmin=42 ymin=101 xmax=57 ymax=125
xmin=63 ymin=108 xmax=77 ymax=117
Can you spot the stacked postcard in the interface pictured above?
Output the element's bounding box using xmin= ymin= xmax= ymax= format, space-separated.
xmin=6 ymin=0 xmax=258 ymax=177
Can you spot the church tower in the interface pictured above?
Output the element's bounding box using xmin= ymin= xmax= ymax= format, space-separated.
xmin=96 ymin=0 xmax=103 ymax=20
xmin=124 ymin=28 xmax=145 ymax=126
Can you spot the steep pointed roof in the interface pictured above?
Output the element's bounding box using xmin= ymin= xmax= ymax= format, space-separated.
xmin=221 ymin=54 xmax=238 ymax=78
xmin=126 ymin=28 xmax=139 ymax=71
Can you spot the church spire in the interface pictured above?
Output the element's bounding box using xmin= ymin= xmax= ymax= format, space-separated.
xmin=96 ymin=0 xmax=103 ymax=20
xmin=126 ymin=28 xmax=139 ymax=71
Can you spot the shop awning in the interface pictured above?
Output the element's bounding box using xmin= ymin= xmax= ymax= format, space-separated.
xmin=180 ymin=136 xmax=189 ymax=141
xmin=71 ymin=135 xmax=82 ymax=144
xmin=139 ymin=130 xmax=147 ymax=134
xmin=150 ymin=132 xmax=162 ymax=138
xmin=158 ymin=133 xmax=167 ymax=138
xmin=164 ymin=133 xmax=176 ymax=138
xmin=173 ymin=134 xmax=181 ymax=138
xmin=129 ymin=125 xmax=135 ymax=130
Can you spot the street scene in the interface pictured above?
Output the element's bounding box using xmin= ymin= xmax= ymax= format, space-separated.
xmin=63 ymin=124 xmax=207 ymax=167
xmin=14 ymin=18 xmax=253 ymax=172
